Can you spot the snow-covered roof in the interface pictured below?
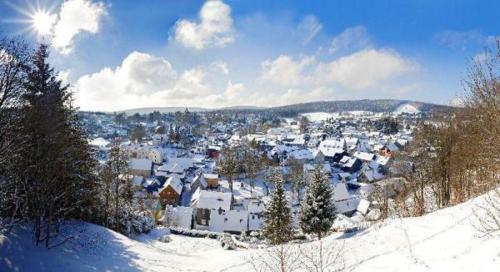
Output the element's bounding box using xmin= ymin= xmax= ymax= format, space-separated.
xmin=340 ymin=156 xmax=359 ymax=168
xmin=357 ymin=199 xmax=370 ymax=215
xmin=318 ymin=147 xmax=344 ymax=157
xmin=333 ymin=183 xmax=351 ymax=201
xmin=319 ymin=138 xmax=345 ymax=149
xmin=158 ymin=157 xmax=194 ymax=173
xmin=335 ymin=198 xmax=359 ymax=214
xmin=89 ymin=137 xmax=110 ymax=148
xmin=161 ymin=176 xmax=183 ymax=195
xmin=375 ymin=155 xmax=390 ymax=166
xmin=354 ymin=151 xmax=375 ymax=161
xmin=191 ymin=189 xmax=232 ymax=211
xmin=288 ymin=148 xmax=313 ymax=160
xmin=203 ymin=173 xmax=218 ymax=180
xmin=360 ymin=162 xmax=385 ymax=182
xmin=132 ymin=176 xmax=144 ymax=186
xmin=247 ymin=200 xmax=265 ymax=213
xmin=129 ymin=158 xmax=152 ymax=171
xmin=304 ymin=163 xmax=331 ymax=173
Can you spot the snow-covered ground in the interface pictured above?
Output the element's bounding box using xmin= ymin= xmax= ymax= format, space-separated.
xmin=1 ymin=192 xmax=499 ymax=272
xmin=302 ymin=112 xmax=341 ymax=122
xmin=393 ymin=103 xmax=420 ymax=114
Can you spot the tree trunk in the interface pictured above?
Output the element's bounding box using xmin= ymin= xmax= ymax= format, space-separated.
xmin=318 ymin=232 xmax=323 ymax=271
xmin=114 ymin=179 xmax=119 ymax=230
xmin=279 ymin=244 xmax=286 ymax=272
xmin=45 ymin=207 xmax=52 ymax=248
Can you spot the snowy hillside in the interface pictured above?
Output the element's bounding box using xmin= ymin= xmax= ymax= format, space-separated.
xmin=393 ymin=103 xmax=420 ymax=114
xmin=1 ymin=192 xmax=499 ymax=272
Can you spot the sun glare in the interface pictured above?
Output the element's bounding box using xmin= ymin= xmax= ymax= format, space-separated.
xmin=31 ymin=10 xmax=56 ymax=36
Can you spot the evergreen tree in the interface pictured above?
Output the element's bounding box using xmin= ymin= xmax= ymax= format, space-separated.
xmin=300 ymin=166 xmax=336 ymax=238
xmin=19 ymin=44 xmax=98 ymax=247
xmin=130 ymin=125 xmax=146 ymax=143
xmin=262 ymin=170 xmax=293 ymax=245
xmin=300 ymin=165 xmax=336 ymax=266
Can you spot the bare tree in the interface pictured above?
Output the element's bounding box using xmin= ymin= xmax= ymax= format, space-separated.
xmin=0 ymin=36 xmax=30 ymax=230
xmin=286 ymin=158 xmax=305 ymax=201
xmin=298 ymin=241 xmax=346 ymax=272
xmin=243 ymin=147 xmax=263 ymax=194
xmin=249 ymin=244 xmax=301 ymax=272
xmin=473 ymin=188 xmax=500 ymax=236
xmin=218 ymin=146 xmax=240 ymax=193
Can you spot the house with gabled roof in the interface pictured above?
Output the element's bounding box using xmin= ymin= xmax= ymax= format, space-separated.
xmin=190 ymin=188 xmax=232 ymax=229
xmin=158 ymin=175 xmax=183 ymax=205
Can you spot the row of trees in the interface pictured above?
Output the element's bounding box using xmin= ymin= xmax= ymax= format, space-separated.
xmin=395 ymin=41 xmax=499 ymax=219
xmin=260 ymin=167 xmax=338 ymax=272
xmin=0 ymin=38 xmax=152 ymax=247
xmin=217 ymin=144 xmax=265 ymax=193
xmin=0 ymin=40 xmax=99 ymax=247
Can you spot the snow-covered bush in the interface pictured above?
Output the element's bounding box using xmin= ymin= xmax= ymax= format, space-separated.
xmin=158 ymin=235 xmax=172 ymax=243
xmin=130 ymin=210 xmax=155 ymax=234
xmin=112 ymin=208 xmax=155 ymax=236
xmin=220 ymin=235 xmax=237 ymax=250
xmin=169 ymin=227 xmax=221 ymax=239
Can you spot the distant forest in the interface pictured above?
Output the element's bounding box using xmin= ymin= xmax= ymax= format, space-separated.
xmin=213 ymin=99 xmax=453 ymax=117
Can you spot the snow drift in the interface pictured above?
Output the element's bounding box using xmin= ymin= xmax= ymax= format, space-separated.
xmin=1 ymin=191 xmax=499 ymax=271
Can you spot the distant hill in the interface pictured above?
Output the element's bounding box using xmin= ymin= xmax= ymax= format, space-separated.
xmin=119 ymin=107 xmax=208 ymax=115
xmin=215 ymin=99 xmax=453 ymax=117
xmin=119 ymin=105 xmax=266 ymax=115
xmin=116 ymin=99 xmax=451 ymax=116
xmin=264 ymin=99 xmax=451 ymax=115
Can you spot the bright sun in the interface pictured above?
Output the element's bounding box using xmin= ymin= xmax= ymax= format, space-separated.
xmin=31 ymin=11 xmax=56 ymax=36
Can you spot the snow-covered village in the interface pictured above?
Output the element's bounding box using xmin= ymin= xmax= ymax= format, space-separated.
xmin=0 ymin=1 xmax=499 ymax=271
xmin=84 ymin=107 xmax=418 ymax=235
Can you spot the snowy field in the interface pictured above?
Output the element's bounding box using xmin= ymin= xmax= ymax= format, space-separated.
xmin=301 ymin=111 xmax=375 ymax=122
xmin=302 ymin=112 xmax=341 ymax=122
xmin=393 ymin=103 xmax=420 ymax=114
xmin=1 ymin=191 xmax=499 ymax=272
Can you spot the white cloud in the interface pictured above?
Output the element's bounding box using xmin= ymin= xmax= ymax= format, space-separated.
xmin=315 ymin=49 xmax=417 ymax=89
xmin=329 ymin=26 xmax=372 ymax=54
xmin=224 ymin=81 xmax=245 ymax=97
xmin=258 ymin=55 xmax=315 ymax=87
xmin=210 ymin=60 xmax=229 ymax=74
xmin=435 ymin=30 xmax=499 ymax=51
xmin=259 ymin=49 xmax=416 ymax=90
xmin=173 ymin=0 xmax=235 ymax=50
xmin=297 ymin=15 xmax=323 ymax=45
xmin=75 ymin=51 xmax=177 ymax=111
xmin=52 ymin=0 xmax=107 ymax=54
xmin=74 ymin=51 xmax=246 ymax=111
xmin=57 ymin=69 xmax=71 ymax=84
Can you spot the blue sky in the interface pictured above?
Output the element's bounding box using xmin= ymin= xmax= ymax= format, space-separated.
xmin=1 ymin=0 xmax=498 ymax=111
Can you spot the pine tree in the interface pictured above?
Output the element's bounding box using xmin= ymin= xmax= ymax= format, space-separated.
xmin=19 ymin=44 xmax=98 ymax=247
xmin=300 ymin=165 xmax=336 ymax=267
xmin=262 ymin=170 xmax=293 ymax=245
